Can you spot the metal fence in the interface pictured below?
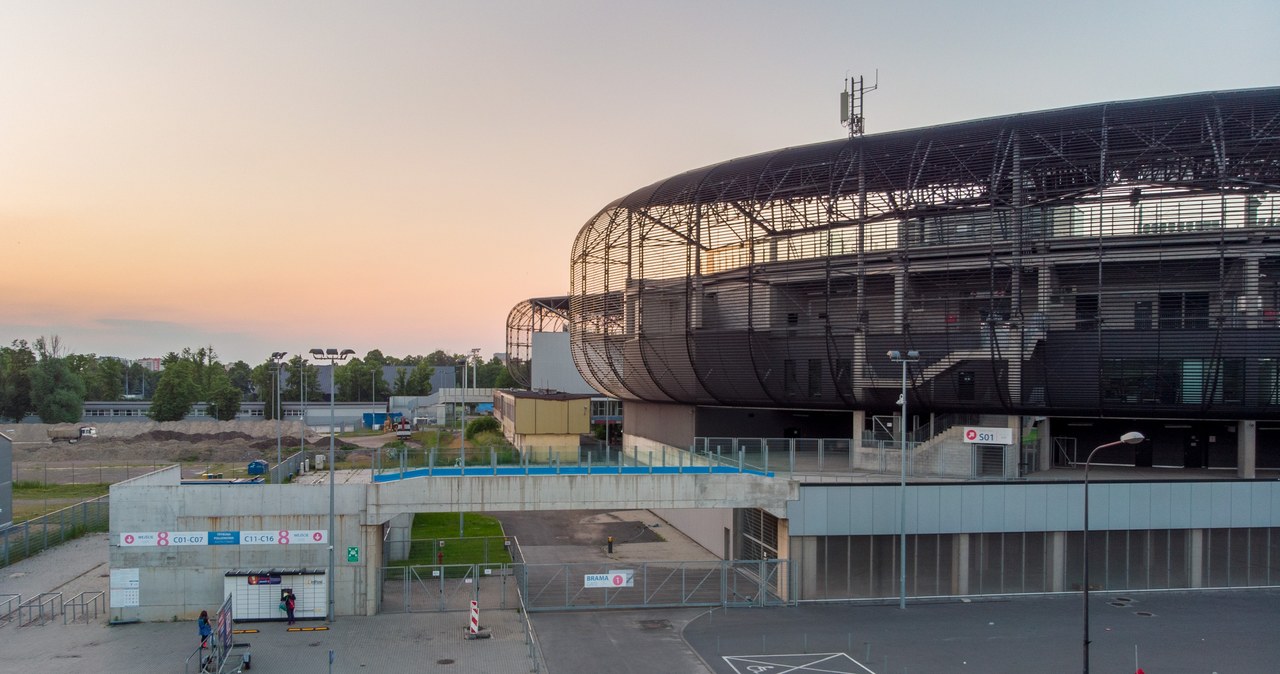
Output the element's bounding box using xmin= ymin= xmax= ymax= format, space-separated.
xmin=378 ymin=558 xmax=792 ymax=613
xmin=520 ymin=559 xmax=791 ymax=612
xmin=269 ymin=450 xmax=307 ymax=484
xmin=694 ymin=436 xmax=1029 ymax=479
xmin=0 ymin=496 xmax=109 ymax=568
xmin=379 ymin=563 xmax=519 ymax=613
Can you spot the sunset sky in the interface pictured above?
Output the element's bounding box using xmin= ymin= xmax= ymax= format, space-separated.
xmin=2 ymin=1 xmax=1277 ymax=366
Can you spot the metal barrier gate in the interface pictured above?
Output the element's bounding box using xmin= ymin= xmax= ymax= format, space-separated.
xmin=379 ymin=563 xmax=516 ymax=613
xmin=518 ymin=559 xmax=791 ymax=612
xmin=379 ymin=559 xmax=791 ymax=613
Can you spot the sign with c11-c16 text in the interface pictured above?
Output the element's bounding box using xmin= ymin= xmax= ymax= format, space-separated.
xmin=962 ymin=426 xmax=1014 ymax=445
xmin=119 ymin=530 xmax=328 ymax=547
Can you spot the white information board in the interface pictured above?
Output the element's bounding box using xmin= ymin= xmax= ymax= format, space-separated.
xmin=110 ymin=567 xmax=140 ymax=607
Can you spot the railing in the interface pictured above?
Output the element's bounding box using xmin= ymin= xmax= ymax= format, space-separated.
xmin=370 ymin=436 xmax=1024 ymax=481
xmin=696 ymin=436 xmax=1022 ymax=480
xmin=0 ymin=594 xmax=20 ymax=625
xmin=0 ymin=496 xmax=110 ymax=568
xmin=373 ymin=444 xmax=768 ymax=482
xmin=64 ymin=591 xmax=106 ymax=624
xmin=17 ymin=592 xmax=61 ymax=627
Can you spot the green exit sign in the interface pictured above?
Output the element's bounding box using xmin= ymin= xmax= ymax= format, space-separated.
xmin=346 ymin=546 xmax=359 ymax=563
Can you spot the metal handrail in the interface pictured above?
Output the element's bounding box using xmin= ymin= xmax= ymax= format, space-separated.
xmin=64 ymin=590 xmax=106 ymax=624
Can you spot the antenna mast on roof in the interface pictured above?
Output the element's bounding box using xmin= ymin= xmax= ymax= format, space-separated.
xmin=840 ymin=70 xmax=878 ymax=137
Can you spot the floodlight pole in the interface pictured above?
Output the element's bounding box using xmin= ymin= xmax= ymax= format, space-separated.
xmin=310 ymin=347 xmax=354 ymax=623
xmin=1081 ymin=431 xmax=1145 ymax=673
xmin=887 ymin=349 xmax=919 ymax=610
xmin=270 ymin=352 xmax=287 ymax=479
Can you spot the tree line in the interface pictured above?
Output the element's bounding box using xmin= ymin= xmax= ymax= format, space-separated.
xmin=0 ymin=338 xmax=515 ymax=423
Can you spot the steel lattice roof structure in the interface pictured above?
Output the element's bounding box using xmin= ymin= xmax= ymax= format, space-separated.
xmin=570 ymin=88 xmax=1280 ymax=418
xmin=505 ymin=296 xmax=572 ymax=388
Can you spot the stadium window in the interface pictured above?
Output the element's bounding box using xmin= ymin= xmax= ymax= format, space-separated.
xmin=1261 ymin=360 xmax=1280 ymax=406
xmin=1134 ymin=301 xmax=1153 ymax=330
xmin=958 ymin=371 xmax=976 ymax=401
xmin=808 ymin=359 xmax=823 ymax=397
xmin=835 ymin=359 xmax=851 ymax=395
xmin=1075 ymin=295 xmax=1099 ymax=331
xmin=784 ymin=360 xmax=798 ymax=397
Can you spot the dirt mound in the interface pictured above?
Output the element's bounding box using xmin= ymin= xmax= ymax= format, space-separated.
xmin=7 ymin=420 xmax=338 ymax=464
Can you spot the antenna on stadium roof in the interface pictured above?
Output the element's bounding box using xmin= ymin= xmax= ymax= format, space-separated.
xmin=841 ymin=70 xmax=878 ymax=137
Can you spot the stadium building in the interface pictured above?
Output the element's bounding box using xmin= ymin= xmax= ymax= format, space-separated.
xmin=566 ymin=88 xmax=1280 ymax=599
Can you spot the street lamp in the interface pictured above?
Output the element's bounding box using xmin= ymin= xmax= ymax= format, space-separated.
xmin=270 ymin=352 xmax=288 ymax=480
xmin=887 ymin=349 xmax=919 ymax=610
xmin=1081 ymin=430 xmax=1145 ymax=673
xmin=309 ymin=347 xmax=355 ymax=623
xmin=299 ymin=359 xmax=308 ymax=458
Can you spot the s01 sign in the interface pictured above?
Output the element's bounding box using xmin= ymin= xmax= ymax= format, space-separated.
xmin=962 ymin=427 xmax=1013 ymax=445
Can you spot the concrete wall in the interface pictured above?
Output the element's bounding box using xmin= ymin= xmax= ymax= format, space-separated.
xmin=624 ymin=401 xmax=695 ymax=450
xmin=109 ymin=475 xmax=371 ymax=622
xmin=367 ymin=473 xmax=793 ymax=521
xmin=787 ymin=480 xmax=1280 ymax=536
xmin=651 ymin=507 xmax=733 ymax=559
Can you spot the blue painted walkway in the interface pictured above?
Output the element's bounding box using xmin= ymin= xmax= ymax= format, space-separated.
xmin=372 ymin=464 xmax=772 ymax=483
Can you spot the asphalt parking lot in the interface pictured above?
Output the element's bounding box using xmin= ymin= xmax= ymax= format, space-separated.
xmin=683 ymin=589 xmax=1280 ymax=673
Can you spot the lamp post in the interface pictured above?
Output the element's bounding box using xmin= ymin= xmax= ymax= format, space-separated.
xmin=1081 ymin=430 xmax=1145 ymax=673
xmin=887 ymin=349 xmax=919 ymax=610
xmin=309 ymin=347 xmax=354 ymax=623
xmin=270 ymin=352 xmax=288 ymax=480
xmin=299 ymin=359 xmax=307 ymax=457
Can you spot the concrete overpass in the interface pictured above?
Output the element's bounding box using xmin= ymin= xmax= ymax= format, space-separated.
xmin=108 ymin=465 xmax=795 ymax=621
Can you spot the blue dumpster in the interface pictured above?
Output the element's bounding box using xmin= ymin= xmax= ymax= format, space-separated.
xmin=247 ymin=460 xmax=269 ymax=475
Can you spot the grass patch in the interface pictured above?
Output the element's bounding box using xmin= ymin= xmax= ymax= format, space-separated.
xmin=12 ymin=482 xmax=110 ymax=500
xmin=388 ymin=513 xmax=513 ymax=570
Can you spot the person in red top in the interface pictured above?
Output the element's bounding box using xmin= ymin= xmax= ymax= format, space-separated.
xmin=284 ymin=591 xmax=297 ymax=625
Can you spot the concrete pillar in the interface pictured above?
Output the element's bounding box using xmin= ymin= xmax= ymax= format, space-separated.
xmin=796 ymin=536 xmax=818 ymax=598
xmin=1038 ymin=417 xmax=1054 ymax=473
xmin=363 ymin=522 xmax=384 ymax=616
xmin=954 ymin=533 xmax=970 ymax=595
xmin=1189 ymin=529 xmax=1204 ymax=589
xmin=1007 ymin=415 xmax=1022 ymax=477
xmin=383 ymin=512 xmax=414 ymax=562
xmin=1050 ymin=531 xmax=1066 ymax=592
xmin=775 ymin=518 xmax=791 ymax=601
xmin=1238 ymin=419 xmax=1257 ymax=479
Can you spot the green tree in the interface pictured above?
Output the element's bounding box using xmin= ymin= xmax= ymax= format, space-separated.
xmin=150 ymin=359 xmax=200 ymax=421
xmin=465 ymin=415 xmax=501 ymax=440
xmin=227 ymin=360 xmax=254 ymax=399
xmin=205 ymin=375 xmax=242 ymax=421
xmin=124 ymin=361 xmax=159 ymax=399
xmin=67 ymin=355 xmax=125 ymax=401
xmin=474 ymin=356 xmax=508 ymax=388
xmin=0 ymin=339 xmax=37 ymax=421
xmin=282 ymin=355 xmax=322 ymax=403
xmin=30 ymin=336 xmax=87 ymax=423
xmin=404 ymin=361 xmax=434 ymax=396
xmin=251 ymin=359 xmax=286 ymax=419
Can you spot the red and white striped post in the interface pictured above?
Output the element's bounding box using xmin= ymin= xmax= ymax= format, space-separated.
xmin=468 ymin=600 xmax=479 ymax=635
